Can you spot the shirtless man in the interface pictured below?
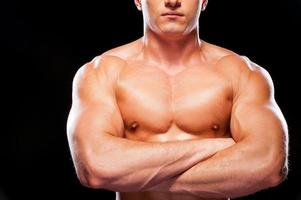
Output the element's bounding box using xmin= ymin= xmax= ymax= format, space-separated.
xmin=66 ymin=0 xmax=288 ymax=199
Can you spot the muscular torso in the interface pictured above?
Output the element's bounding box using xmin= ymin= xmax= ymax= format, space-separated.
xmin=117 ymin=59 xmax=233 ymax=142
xmin=103 ymin=39 xmax=238 ymax=200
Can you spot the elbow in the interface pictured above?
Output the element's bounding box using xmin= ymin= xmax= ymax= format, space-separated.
xmin=268 ymin=164 xmax=288 ymax=187
xmin=81 ymin=173 xmax=105 ymax=189
xmin=262 ymin=153 xmax=288 ymax=188
xmin=75 ymin=161 xmax=112 ymax=189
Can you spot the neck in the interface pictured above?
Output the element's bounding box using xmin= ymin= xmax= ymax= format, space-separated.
xmin=140 ymin=26 xmax=202 ymax=67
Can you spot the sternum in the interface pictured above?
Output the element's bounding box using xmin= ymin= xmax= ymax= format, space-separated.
xmin=168 ymin=76 xmax=176 ymax=114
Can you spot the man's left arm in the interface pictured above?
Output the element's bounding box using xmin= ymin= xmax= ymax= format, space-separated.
xmin=146 ymin=58 xmax=289 ymax=199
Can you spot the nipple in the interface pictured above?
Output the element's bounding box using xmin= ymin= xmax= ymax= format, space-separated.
xmin=129 ymin=121 xmax=139 ymax=131
xmin=211 ymin=124 xmax=220 ymax=132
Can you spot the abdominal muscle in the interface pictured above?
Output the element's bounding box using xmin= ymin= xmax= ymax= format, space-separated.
xmin=116 ymin=122 xmax=231 ymax=200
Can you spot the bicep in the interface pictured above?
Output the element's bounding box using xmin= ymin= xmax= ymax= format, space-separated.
xmin=230 ymin=61 xmax=288 ymax=155
xmin=67 ymin=97 xmax=124 ymax=141
xmin=67 ymin=61 xmax=124 ymax=138
xmin=231 ymin=101 xmax=287 ymax=150
xmin=66 ymin=61 xmax=125 ymax=172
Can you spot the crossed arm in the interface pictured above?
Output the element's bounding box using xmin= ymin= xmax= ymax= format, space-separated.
xmin=66 ymin=55 xmax=288 ymax=198
xmin=144 ymin=57 xmax=289 ymax=198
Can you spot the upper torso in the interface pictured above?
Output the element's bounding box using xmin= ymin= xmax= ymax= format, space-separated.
xmin=97 ymin=37 xmax=242 ymax=200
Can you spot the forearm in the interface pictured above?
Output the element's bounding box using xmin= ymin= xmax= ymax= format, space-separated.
xmin=147 ymin=137 xmax=286 ymax=198
xmin=79 ymin=134 xmax=234 ymax=192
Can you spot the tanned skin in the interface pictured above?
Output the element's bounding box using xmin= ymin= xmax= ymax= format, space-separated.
xmin=67 ymin=0 xmax=288 ymax=200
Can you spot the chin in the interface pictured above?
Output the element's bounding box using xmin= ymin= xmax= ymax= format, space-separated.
xmin=159 ymin=26 xmax=186 ymax=35
xmin=156 ymin=32 xmax=186 ymax=40
xmin=163 ymin=31 xmax=185 ymax=37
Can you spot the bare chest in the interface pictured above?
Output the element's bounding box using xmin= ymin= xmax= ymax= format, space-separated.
xmin=116 ymin=63 xmax=233 ymax=141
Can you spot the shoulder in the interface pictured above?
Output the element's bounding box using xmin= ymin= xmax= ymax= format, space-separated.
xmin=218 ymin=54 xmax=274 ymax=100
xmin=73 ymin=55 xmax=126 ymax=87
xmin=224 ymin=55 xmax=272 ymax=87
xmin=74 ymin=37 xmax=143 ymax=80
xmin=75 ymin=37 xmax=142 ymax=76
xmin=203 ymin=41 xmax=274 ymax=97
xmin=72 ymin=38 xmax=143 ymax=95
xmin=71 ymin=54 xmax=128 ymax=102
xmin=205 ymin=41 xmax=273 ymax=84
xmin=202 ymin=41 xmax=268 ymax=74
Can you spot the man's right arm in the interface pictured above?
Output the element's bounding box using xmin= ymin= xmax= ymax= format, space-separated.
xmin=66 ymin=55 xmax=234 ymax=192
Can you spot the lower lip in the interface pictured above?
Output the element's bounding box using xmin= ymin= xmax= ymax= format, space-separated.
xmin=162 ymin=14 xmax=183 ymax=19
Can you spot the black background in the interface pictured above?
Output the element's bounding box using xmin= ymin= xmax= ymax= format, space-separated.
xmin=2 ymin=0 xmax=300 ymax=199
